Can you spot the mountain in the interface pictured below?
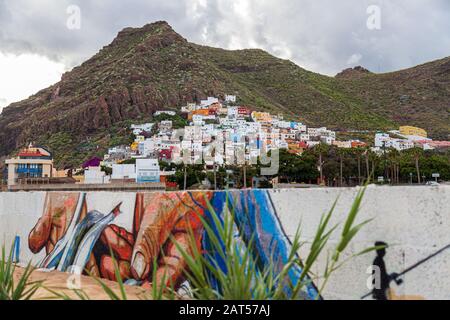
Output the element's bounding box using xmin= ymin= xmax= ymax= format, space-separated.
xmin=0 ymin=21 xmax=449 ymax=168
xmin=335 ymin=66 xmax=372 ymax=79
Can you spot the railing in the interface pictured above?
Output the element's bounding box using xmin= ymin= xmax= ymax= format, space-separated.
xmin=16 ymin=169 xmax=43 ymax=175
xmin=8 ymin=182 xmax=166 ymax=192
xmin=15 ymin=178 xmax=51 ymax=185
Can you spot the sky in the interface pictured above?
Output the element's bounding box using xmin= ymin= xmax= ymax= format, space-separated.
xmin=0 ymin=0 xmax=449 ymax=112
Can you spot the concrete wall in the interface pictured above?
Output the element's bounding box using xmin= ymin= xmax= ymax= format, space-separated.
xmin=271 ymin=185 xmax=450 ymax=300
xmin=0 ymin=185 xmax=449 ymax=300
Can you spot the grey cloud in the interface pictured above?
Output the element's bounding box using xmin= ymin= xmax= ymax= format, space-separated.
xmin=0 ymin=0 xmax=449 ymax=75
xmin=0 ymin=98 xmax=7 ymax=112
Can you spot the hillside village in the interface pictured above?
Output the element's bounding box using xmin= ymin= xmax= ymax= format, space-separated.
xmin=98 ymin=95 xmax=448 ymax=185
xmin=3 ymin=94 xmax=449 ymax=190
xmin=100 ymin=95 xmax=357 ymax=185
xmin=108 ymin=96 xmax=345 ymax=164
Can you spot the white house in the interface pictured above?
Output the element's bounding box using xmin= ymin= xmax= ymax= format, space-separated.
xmin=112 ymin=164 xmax=137 ymax=180
xmin=391 ymin=139 xmax=414 ymax=151
xmin=307 ymin=141 xmax=320 ymax=148
xmin=154 ymin=110 xmax=176 ymax=117
xmin=225 ymin=95 xmax=237 ymax=103
xmin=139 ymin=139 xmax=156 ymax=157
xmin=84 ymin=167 xmax=110 ymax=184
xmin=200 ymin=97 xmax=219 ymax=107
xmin=274 ymin=121 xmax=292 ymax=129
xmin=321 ymin=136 xmax=336 ymax=145
xmin=131 ymin=123 xmax=154 ymax=135
xmin=159 ymin=121 xmax=173 ymax=132
xmin=136 ymin=159 xmax=160 ymax=183
xmin=374 ymin=133 xmax=391 ymax=148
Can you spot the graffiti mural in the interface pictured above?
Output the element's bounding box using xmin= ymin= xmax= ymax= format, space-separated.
xmin=27 ymin=190 xmax=319 ymax=299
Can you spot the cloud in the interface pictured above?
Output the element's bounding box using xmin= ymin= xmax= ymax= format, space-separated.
xmin=0 ymin=98 xmax=7 ymax=112
xmin=0 ymin=0 xmax=449 ymax=77
xmin=347 ymin=53 xmax=363 ymax=66
xmin=0 ymin=52 xmax=66 ymax=112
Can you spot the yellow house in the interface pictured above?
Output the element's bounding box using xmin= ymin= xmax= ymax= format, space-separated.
xmin=251 ymin=112 xmax=272 ymax=123
xmin=130 ymin=141 xmax=139 ymax=151
xmin=399 ymin=126 xmax=427 ymax=138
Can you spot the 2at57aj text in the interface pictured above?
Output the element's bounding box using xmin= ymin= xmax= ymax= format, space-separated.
xmin=179 ymin=304 xmax=271 ymax=317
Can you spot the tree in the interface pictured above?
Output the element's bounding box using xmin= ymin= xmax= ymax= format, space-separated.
xmin=409 ymin=148 xmax=424 ymax=184
xmin=364 ymin=147 xmax=370 ymax=180
xmin=206 ymin=166 xmax=228 ymax=190
xmin=101 ymin=166 xmax=112 ymax=175
xmin=388 ymin=148 xmax=401 ymax=184
xmin=169 ymin=164 xmax=206 ymax=189
xmin=352 ymin=147 xmax=365 ymax=185
xmin=153 ymin=114 xmax=188 ymax=129
xmin=421 ymin=152 xmax=450 ymax=181
xmin=337 ymin=148 xmax=345 ymax=187
xmin=121 ymin=158 xmax=136 ymax=165
xmin=399 ymin=149 xmax=450 ymax=183
xmin=276 ymin=149 xmax=319 ymax=184
xmin=312 ymin=143 xmax=329 ymax=185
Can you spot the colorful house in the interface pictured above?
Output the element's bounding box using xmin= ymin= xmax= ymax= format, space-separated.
xmin=82 ymin=157 xmax=102 ymax=169
xmin=251 ymin=111 xmax=273 ymax=123
xmin=5 ymin=145 xmax=53 ymax=186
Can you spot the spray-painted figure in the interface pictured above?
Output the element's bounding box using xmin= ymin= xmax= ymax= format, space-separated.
xmin=367 ymin=241 xmax=442 ymax=300
xmin=371 ymin=242 xmax=402 ymax=300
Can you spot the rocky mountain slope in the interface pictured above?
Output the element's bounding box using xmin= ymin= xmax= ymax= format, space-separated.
xmin=0 ymin=21 xmax=448 ymax=168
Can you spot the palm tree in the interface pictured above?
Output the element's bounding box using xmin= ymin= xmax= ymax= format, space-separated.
xmin=410 ymin=147 xmax=423 ymax=184
xmin=387 ymin=148 xmax=400 ymax=184
xmin=353 ymin=147 xmax=364 ymax=185
xmin=314 ymin=143 xmax=328 ymax=185
xmin=183 ymin=164 xmax=187 ymax=190
xmin=364 ymin=147 xmax=370 ymax=180
xmin=336 ymin=148 xmax=348 ymax=187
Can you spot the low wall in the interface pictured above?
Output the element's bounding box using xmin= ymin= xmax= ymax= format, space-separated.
xmin=7 ymin=182 xmax=166 ymax=192
xmin=0 ymin=186 xmax=448 ymax=300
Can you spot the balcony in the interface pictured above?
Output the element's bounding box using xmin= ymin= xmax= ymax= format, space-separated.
xmin=16 ymin=168 xmax=43 ymax=177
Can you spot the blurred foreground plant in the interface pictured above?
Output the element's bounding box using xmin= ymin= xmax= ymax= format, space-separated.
xmin=0 ymin=244 xmax=42 ymax=300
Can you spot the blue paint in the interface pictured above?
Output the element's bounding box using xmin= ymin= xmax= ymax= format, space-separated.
xmin=13 ymin=236 xmax=20 ymax=263
xmin=201 ymin=190 xmax=321 ymax=300
xmin=200 ymin=192 xmax=228 ymax=292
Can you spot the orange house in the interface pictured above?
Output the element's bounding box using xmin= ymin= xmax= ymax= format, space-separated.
xmin=188 ymin=109 xmax=210 ymax=121
xmin=351 ymin=141 xmax=367 ymax=148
